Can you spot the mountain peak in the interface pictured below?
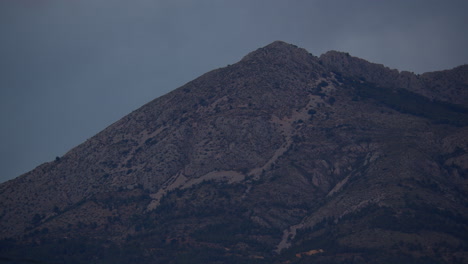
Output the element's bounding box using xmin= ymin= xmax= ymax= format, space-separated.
xmin=264 ymin=40 xmax=299 ymax=50
xmin=1 ymin=41 xmax=467 ymax=264
xmin=241 ymin=41 xmax=319 ymax=65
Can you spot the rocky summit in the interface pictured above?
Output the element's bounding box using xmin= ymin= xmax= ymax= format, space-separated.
xmin=1 ymin=41 xmax=467 ymax=264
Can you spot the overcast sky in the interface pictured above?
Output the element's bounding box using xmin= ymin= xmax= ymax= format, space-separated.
xmin=1 ymin=0 xmax=467 ymax=183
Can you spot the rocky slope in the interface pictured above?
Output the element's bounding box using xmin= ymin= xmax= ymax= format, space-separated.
xmin=1 ymin=41 xmax=467 ymax=264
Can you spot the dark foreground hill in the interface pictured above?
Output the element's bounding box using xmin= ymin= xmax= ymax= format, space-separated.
xmin=1 ymin=41 xmax=467 ymax=264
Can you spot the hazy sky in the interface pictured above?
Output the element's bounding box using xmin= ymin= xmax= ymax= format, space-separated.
xmin=1 ymin=0 xmax=467 ymax=183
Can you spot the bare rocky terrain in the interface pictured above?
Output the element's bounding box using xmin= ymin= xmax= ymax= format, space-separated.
xmin=1 ymin=41 xmax=467 ymax=264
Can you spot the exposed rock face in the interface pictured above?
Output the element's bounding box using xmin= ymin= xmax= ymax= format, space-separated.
xmin=1 ymin=41 xmax=467 ymax=264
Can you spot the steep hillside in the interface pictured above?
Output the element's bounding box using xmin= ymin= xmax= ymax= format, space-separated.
xmin=1 ymin=41 xmax=467 ymax=264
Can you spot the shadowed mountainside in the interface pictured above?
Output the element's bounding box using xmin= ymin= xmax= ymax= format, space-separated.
xmin=1 ymin=41 xmax=467 ymax=264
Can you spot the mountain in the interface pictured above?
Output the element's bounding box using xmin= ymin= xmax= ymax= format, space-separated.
xmin=1 ymin=41 xmax=467 ymax=264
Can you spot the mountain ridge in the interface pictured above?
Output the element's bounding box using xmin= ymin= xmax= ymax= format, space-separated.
xmin=1 ymin=41 xmax=467 ymax=264
xmin=319 ymin=50 xmax=468 ymax=106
